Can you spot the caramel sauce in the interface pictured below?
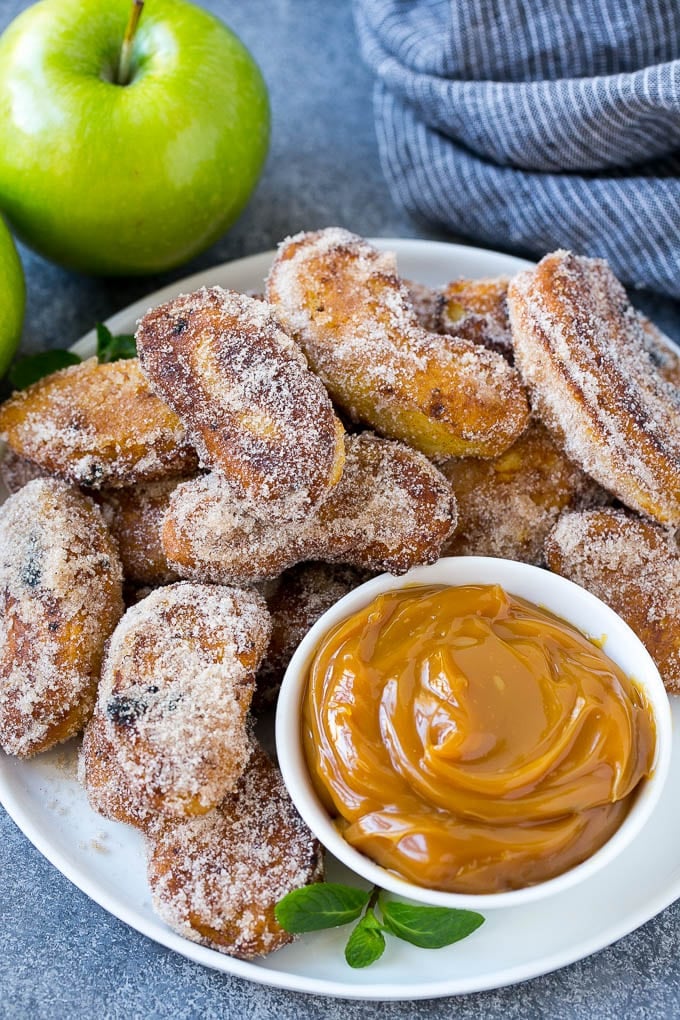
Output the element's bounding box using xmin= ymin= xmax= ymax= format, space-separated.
xmin=302 ymin=584 xmax=656 ymax=894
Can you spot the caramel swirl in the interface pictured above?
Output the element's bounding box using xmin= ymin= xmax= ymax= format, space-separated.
xmin=303 ymin=584 xmax=656 ymax=894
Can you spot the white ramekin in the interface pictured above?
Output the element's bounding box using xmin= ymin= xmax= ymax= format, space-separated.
xmin=275 ymin=556 xmax=672 ymax=910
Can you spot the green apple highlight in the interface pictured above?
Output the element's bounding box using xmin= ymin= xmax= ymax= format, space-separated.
xmin=0 ymin=0 xmax=270 ymax=275
xmin=0 ymin=217 xmax=25 ymax=376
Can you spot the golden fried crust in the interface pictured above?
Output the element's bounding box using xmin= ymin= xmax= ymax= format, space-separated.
xmin=0 ymin=478 xmax=124 ymax=757
xmin=97 ymin=478 xmax=185 ymax=586
xmin=146 ymin=745 xmax=324 ymax=960
xmin=162 ymin=432 xmax=457 ymax=585
xmin=442 ymin=423 xmax=610 ymax=564
xmin=256 ymin=562 xmax=371 ymax=708
xmin=544 ymin=508 xmax=680 ymax=692
xmin=441 ymin=277 xmax=513 ymax=359
xmin=136 ymin=287 xmax=346 ymax=515
xmin=267 ymin=228 xmax=529 ymax=460
xmin=97 ymin=583 xmax=270 ymax=819
xmin=508 ymin=251 xmax=680 ymax=525
xmin=0 ymin=359 xmax=198 ymax=489
xmin=78 ymin=711 xmax=157 ymax=833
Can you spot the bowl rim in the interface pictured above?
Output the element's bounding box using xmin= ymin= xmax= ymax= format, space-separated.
xmin=275 ymin=555 xmax=673 ymax=911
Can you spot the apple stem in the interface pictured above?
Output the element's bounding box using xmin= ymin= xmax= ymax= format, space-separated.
xmin=117 ymin=0 xmax=144 ymax=86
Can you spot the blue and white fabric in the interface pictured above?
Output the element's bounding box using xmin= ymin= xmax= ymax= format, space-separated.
xmin=354 ymin=0 xmax=680 ymax=296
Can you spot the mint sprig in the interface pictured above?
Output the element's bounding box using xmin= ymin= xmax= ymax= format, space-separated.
xmin=8 ymin=349 xmax=82 ymax=390
xmin=275 ymin=881 xmax=484 ymax=969
xmin=7 ymin=321 xmax=137 ymax=390
xmin=95 ymin=322 xmax=136 ymax=363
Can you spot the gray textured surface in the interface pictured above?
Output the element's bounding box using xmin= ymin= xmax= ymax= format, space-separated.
xmin=1 ymin=1 xmax=680 ymax=1017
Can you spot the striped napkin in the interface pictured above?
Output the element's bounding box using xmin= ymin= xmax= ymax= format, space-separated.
xmin=354 ymin=0 xmax=680 ymax=297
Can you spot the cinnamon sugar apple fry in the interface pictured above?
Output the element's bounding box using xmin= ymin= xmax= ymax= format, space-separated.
xmin=136 ymin=287 xmax=345 ymax=515
xmin=0 ymin=478 xmax=124 ymax=757
xmin=441 ymin=422 xmax=609 ymax=564
xmin=147 ymin=745 xmax=324 ymax=960
xmin=162 ymin=432 xmax=457 ymax=585
xmin=0 ymin=358 xmax=198 ymax=488
xmin=79 ymin=710 xmax=157 ymax=833
xmin=508 ymin=251 xmax=680 ymax=526
xmin=266 ymin=228 xmax=529 ymax=460
xmin=97 ymin=583 xmax=270 ymax=820
xmin=545 ymin=508 xmax=680 ymax=692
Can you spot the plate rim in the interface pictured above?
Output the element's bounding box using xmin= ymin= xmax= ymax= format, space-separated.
xmin=1 ymin=237 xmax=678 ymax=1001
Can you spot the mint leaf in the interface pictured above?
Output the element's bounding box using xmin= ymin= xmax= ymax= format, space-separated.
xmin=275 ymin=883 xmax=371 ymax=933
xmin=276 ymin=882 xmax=486 ymax=967
xmin=96 ymin=322 xmax=136 ymax=363
xmin=8 ymin=349 xmax=81 ymax=390
xmin=344 ymin=912 xmax=386 ymax=969
xmin=7 ymin=321 xmax=134 ymax=393
xmin=379 ymin=898 xmax=484 ymax=948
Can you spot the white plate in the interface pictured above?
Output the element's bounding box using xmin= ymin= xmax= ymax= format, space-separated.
xmin=1 ymin=239 xmax=679 ymax=1001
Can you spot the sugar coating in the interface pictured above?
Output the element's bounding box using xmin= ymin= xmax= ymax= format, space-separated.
xmin=545 ymin=508 xmax=680 ymax=691
xmin=267 ymin=228 xmax=529 ymax=460
xmin=79 ymin=710 xmax=158 ymax=833
xmin=136 ymin=287 xmax=345 ymax=518
xmin=162 ymin=432 xmax=457 ymax=585
xmin=0 ymin=359 xmax=198 ymax=488
xmin=508 ymin=251 xmax=680 ymax=525
xmin=147 ymin=745 xmax=324 ymax=959
xmin=0 ymin=478 xmax=124 ymax=756
xmin=443 ymin=422 xmax=610 ymax=564
xmin=97 ymin=582 xmax=271 ymax=818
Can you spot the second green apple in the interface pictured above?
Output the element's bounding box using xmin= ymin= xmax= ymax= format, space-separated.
xmin=0 ymin=216 xmax=25 ymax=376
xmin=0 ymin=0 xmax=270 ymax=275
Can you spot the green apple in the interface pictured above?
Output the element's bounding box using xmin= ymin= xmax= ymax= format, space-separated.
xmin=0 ymin=0 xmax=269 ymax=275
xmin=0 ymin=216 xmax=25 ymax=376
